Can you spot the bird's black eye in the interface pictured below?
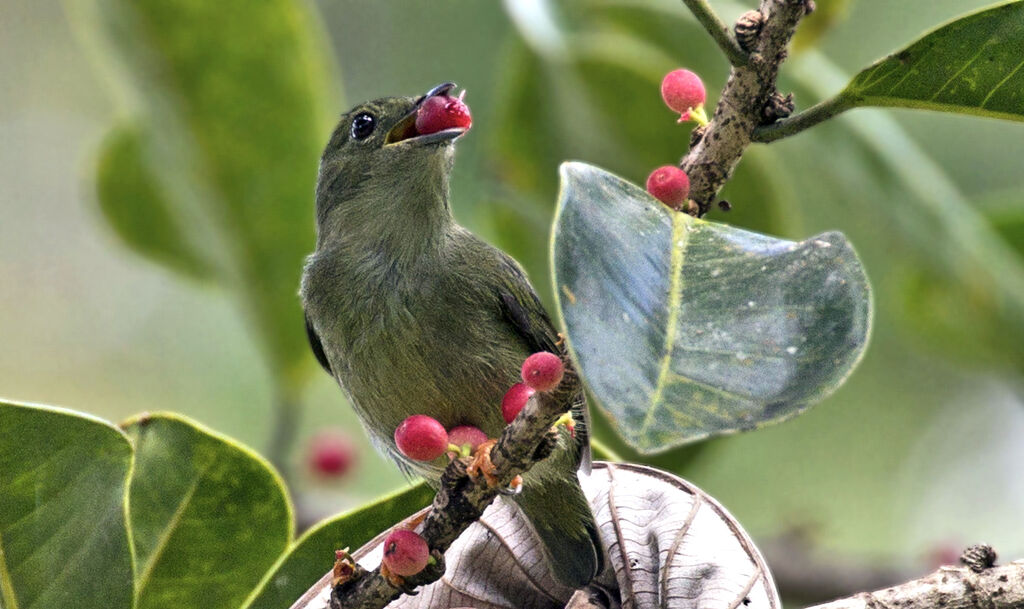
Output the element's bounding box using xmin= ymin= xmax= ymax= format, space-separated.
xmin=350 ymin=113 xmax=376 ymax=140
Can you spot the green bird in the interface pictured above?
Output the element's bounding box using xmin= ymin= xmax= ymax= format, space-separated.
xmin=300 ymin=83 xmax=602 ymax=589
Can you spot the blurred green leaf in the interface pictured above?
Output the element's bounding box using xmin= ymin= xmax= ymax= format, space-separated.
xmin=96 ymin=123 xmax=215 ymax=280
xmin=0 ymin=401 xmax=133 ymax=609
xmin=242 ymin=482 xmax=433 ymax=609
xmin=552 ymin=163 xmax=872 ymax=453
xmin=843 ymin=1 xmax=1024 ymax=121
xmin=79 ymin=0 xmax=336 ymax=384
xmin=123 ymin=413 xmax=293 ymax=609
xmin=897 ymin=189 xmax=1024 ymax=371
xmin=793 ymin=0 xmax=852 ymax=51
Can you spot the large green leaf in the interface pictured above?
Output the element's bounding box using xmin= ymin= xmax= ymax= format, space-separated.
xmin=552 ymin=163 xmax=871 ymax=453
xmin=843 ymin=1 xmax=1024 ymax=121
xmin=122 ymin=413 xmax=293 ymax=609
xmin=96 ymin=124 xmax=214 ymax=281
xmin=77 ymin=0 xmax=336 ymax=382
xmin=242 ymin=482 xmax=433 ymax=609
xmin=0 ymin=401 xmax=133 ymax=609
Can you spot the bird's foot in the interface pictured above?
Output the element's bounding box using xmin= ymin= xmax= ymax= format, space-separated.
xmin=499 ymin=474 xmax=523 ymax=495
xmin=466 ymin=439 xmax=499 ymax=487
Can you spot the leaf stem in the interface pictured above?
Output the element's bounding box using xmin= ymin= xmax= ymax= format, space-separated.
xmin=680 ymin=0 xmax=749 ymax=67
xmin=267 ymin=392 xmax=301 ymax=486
xmin=752 ymin=94 xmax=856 ymax=143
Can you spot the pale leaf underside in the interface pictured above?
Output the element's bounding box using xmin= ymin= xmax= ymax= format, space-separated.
xmin=291 ymin=463 xmax=779 ymax=609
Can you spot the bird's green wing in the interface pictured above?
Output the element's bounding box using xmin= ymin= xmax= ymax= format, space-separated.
xmin=494 ymin=253 xmax=592 ymax=470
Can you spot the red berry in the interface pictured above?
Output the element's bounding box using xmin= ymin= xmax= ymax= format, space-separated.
xmin=521 ymin=352 xmax=565 ymax=392
xmin=382 ymin=530 xmax=430 ymax=577
xmin=394 ymin=415 xmax=448 ymax=461
xmin=415 ymin=93 xmax=472 ymax=135
xmin=646 ymin=166 xmax=690 ymax=208
xmin=447 ymin=425 xmax=488 ymax=453
xmin=308 ymin=429 xmax=357 ymax=477
xmin=501 ymin=383 xmax=535 ymax=423
xmin=661 ymin=69 xmax=706 ymax=116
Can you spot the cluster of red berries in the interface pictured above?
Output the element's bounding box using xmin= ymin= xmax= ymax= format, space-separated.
xmin=393 ymin=352 xmax=565 ymax=463
xmin=645 ymin=69 xmax=708 ymax=211
xmin=378 ymin=352 xmax=566 ymax=577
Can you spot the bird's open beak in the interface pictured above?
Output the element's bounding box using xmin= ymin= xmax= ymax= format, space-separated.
xmin=384 ymin=82 xmax=468 ymax=146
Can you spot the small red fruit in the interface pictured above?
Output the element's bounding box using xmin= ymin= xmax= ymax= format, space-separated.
xmin=415 ymin=93 xmax=473 ymax=135
xmin=521 ymin=352 xmax=565 ymax=392
xmin=308 ymin=429 xmax=357 ymax=477
xmin=501 ymin=383 xmax=536 ymax=423
xmin=382 ymin=530 xmax=430 ymax=577
xmin=394 ymin=415 xmax=448 ymax=461
xmin=447 ymin=425 xmax=488 ymax=453
xmin=646 ymin=166 xmax=691 ymax=208
xmin=661 ymin=69 xmax=706 ymax=117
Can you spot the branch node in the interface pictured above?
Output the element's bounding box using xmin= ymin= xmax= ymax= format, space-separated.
xmin=961 ymin=544 xmax=997 ymax=573
xmin=734 ymin=10 xmax=765 ymax=52
xmin=762 ymin=91 xmax=796 ymax=124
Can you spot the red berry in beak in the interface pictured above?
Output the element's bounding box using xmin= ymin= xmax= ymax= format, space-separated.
xmin=394 ymin=415 xmax=449 ymax=461
xmin=521 ymin=352 xmax=565 ymax=392
xmin=415 ymin=92 xmax=472 ymax=135
xmin=382 ymin=530 xmax=430 ymax=576
xmin=646 ymin=166 xmax=691 ymax=208
xmin=661 ymin=69 xmax=706 ymax=118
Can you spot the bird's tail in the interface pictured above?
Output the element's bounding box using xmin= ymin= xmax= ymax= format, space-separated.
xmin=510 ymin=461 xmax=603 ymax=589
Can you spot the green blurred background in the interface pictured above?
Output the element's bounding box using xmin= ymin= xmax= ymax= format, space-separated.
xmin=3 ymin=0 xmax=1024 ymax=582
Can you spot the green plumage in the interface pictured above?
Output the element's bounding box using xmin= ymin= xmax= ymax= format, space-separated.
xmin=300 ymin=84 xmax=602 ymax=588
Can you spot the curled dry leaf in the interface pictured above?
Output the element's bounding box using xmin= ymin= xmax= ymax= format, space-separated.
xmin=291 ymin=463 xmax=779 ymax=609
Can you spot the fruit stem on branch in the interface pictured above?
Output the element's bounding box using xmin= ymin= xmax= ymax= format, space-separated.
xmin=680 ymin=0 xmax=749 ymax=67
xmin=680 ymin=0 xmax=812 ymax=213
xmin=752 ymin=94 xmax=855 ymax=143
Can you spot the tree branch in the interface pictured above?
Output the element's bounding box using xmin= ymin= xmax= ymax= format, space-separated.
xmin=805 ymin=559 xmax=1024 ymax=609
xmin=680 ymin=0 xmax=748 ymax=67
xmin=681 ymin=0 xmax=813 ymax=213
xmin=752 ymin=94 xmax=855 ymax=143
xmin=328 ymin=359 xmax=581 ymax=609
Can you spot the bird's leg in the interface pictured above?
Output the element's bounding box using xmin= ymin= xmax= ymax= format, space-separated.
xmin=466 ymin=438 xmax=500 ymax=487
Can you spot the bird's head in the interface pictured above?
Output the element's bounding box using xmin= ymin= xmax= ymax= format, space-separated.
xmin=314 ymin=82 xmax=468 ymax=235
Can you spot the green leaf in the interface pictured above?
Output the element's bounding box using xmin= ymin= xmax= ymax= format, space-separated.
xmin=0 ymin=401 xmax=133 ymax=609
xmin=843 ymin=1 xmax=1024 ymax=122
xmin=242 ymin=483 xmax=433 ymax=609
xmin=96 ymin=124 xmax=215 ymax=281
xmin=122 ymin=413 xmax=293 ymax=609
xmin=77 ymin=0 xmax=336 ymax=381
xmin=552 ymin=163 xmax=872 ymax=453
xmin=896 ymin=189 xmax=1024 ymax=371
